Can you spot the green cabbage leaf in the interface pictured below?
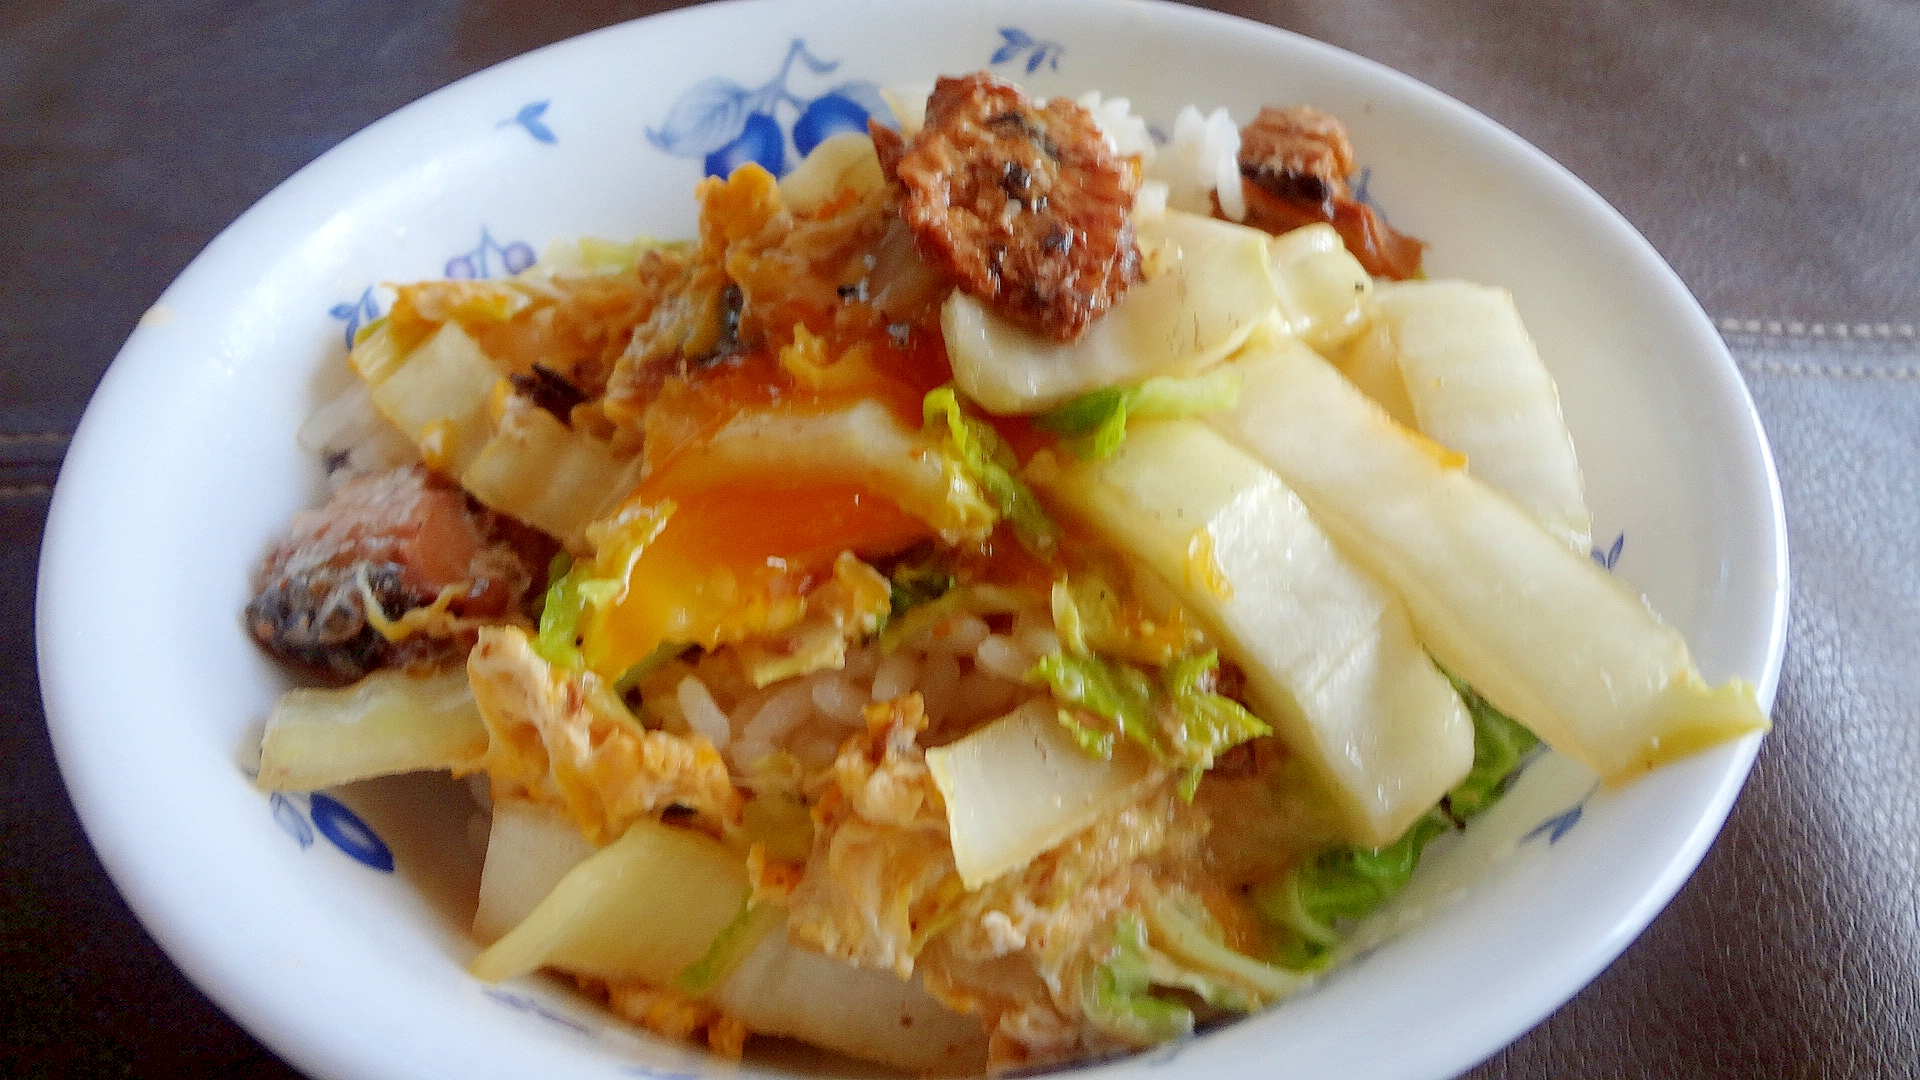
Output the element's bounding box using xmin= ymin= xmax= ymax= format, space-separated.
xmin=1029 ymin=649 xmax=1270 ymax=798
xmin=922 ymin=386 xmax=1058 ymax=557
xmin=1036 ymin=368 xmax=1242 ymax=459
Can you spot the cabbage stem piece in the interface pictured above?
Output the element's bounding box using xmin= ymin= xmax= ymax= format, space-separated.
xmin=942 ymin=211 xmax=1278 ymax=414
xmin=1348 ymin=281 xmax=1591 ymax=549
xmin=254 ymin=668 xmax=487 ymax=792
xmin=358 ymin=321 xmax=499 ymax=476
xmin=925 ymin=699 xmax=1158 ymax=890
xmin=1266 ymin=223 xmax=1373 ymax=353
xmin=352 ymin=321 xmax=643 ymax=549
xmin=460 ymin=398 xmax=645 ymax=551
xmin=469 ymin=818 xmax=747 ymax=985
xmin=1207 ymin=340 xmax=1769 ymax=782
xmin=471 ymin=799 xmax=600 ymax=944
xmin=714 ymin=924 xmax=988 ymax=1072
xmin=1035 ymin=420 xmax=1471 ymax=846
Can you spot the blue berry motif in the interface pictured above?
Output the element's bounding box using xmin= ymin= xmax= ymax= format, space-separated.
xmin=792 ymin=92 xmax=874 ymax=158
xmin=707 ymin=112 xmax=786 ymax=179
xmin=327 ymin=286 xmax=382 ymax=350
xmin=265 ymin=791 xmax=393 ymax=872
xmin=446 ymin=228 xmax=537 ymax=279
xmin=648 ymin=39 xmax=894 ymax=179
xmin=309 ymin=792 xmax=395 ymax=873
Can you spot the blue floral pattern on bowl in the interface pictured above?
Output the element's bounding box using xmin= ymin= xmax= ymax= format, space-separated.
xmin=447 ymin=227 xmax=536 ymax=279
xmin=269 ymin=790 xmax=393 ymax=872
xmin=500 ymin=100 xmax=557 ymax=144
xmin=990 ymin=27 xmax=1065 ymax=74
xmin=1591 ymin=531 xmax=1625 ymax=571
xmin=1524 ymin=779 xmax=1603 ymax=846
xmin=327 ymin=226 xmax=536 ymax=337
xmin=482 ymin=987 xmax=595 ymax=1036
xmin=648 ymin=38 xmax=893 ymax=179
xmin=328 ymin=286 xmax=383 ymax=350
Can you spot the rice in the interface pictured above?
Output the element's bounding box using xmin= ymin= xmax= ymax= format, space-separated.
xmin=917 ymin=651 xmax=963 ymax=723
xmin=698 ymin=595 xmax=1058 ymax=773
xmin=871 ymin=653 xmax=920 ymax=703
xmin=1153 ymin=105 xmax=1244 ymax=221
xmin=676 ymin=675 xmax=731 ymax=747
xmin=974 ymin=635 xmax=1031 ymax=681
xmin=740 ymin=682 xmax=812 ymax=745
xmin=1074 ymin=91 xmax=1156 ymax=162
xmin=933 ymin=613 xmax=991 ymax=655
xmin=809 ymin=674 xmax=868 ymax=725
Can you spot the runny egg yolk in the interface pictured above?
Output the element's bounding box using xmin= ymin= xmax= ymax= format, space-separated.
xmin=581 ymin=482 xmax=929 ymax=679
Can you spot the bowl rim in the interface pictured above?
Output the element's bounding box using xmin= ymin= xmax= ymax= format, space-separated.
xmin=37 ymin=1 xmax=1790 ymax=1078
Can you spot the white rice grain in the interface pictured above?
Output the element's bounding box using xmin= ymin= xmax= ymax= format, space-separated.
xmin=935 ymin=613 xmax=992 ymax=656
xmin=1154 ymin=105 xmax=1243 ymax=221
xmin=1074 ymin=91 xmax=1155 ymax=162
xmin=741 ymin=682 xmax=813 ymax=747
xmin=975 ymin=635 xmax=1032 ymax=682
xmin=810 ymin=674 xmax=868 ymax=725
xmin=918 ymin=651 xmax=963 ymax=722
xmin=1134 ymin=179 xmax=1169 ymax=219
xmin=676 ymin=676 xmax=731 ymax=748
xmin=871 ymin=653 xmax=920 ymax=703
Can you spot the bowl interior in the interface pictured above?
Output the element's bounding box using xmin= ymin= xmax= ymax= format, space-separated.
xmin=38 ymin=2 xmax=1785 ymax=1079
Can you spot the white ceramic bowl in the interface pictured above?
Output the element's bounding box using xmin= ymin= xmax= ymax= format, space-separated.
xmin=37 ymin=1 xmax=1788 ymax=1078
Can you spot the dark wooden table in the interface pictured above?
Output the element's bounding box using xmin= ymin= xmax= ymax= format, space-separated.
xmin=7 ymin=1 xmax=1918 ymax=1076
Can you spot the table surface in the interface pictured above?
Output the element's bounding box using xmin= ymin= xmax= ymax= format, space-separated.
xmin=6 ymin=1 xmax=1917 ymax=1076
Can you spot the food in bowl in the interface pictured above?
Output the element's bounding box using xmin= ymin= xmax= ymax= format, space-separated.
xmin=243 ymin=73 xmax=1768 ymax=1072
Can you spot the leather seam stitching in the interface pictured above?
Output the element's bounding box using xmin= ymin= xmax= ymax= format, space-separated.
xmin=1718 ymin=317 xmax=1919 ymax=341
xmin=1737 ymin=359 xmax=1920 ymax=380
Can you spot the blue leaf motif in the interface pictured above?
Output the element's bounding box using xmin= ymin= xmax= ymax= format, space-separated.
xmin=647 ymin=76 xmax=752 ymax=158
xmin=790 ymin=40 xmax=841 ymax=76
xmin=269 ymin=792 xmax=313 ymax=849
xmin=1525 ymin=805 xmax=1583 ymax=845
xmin=1590 ymin=532 xmax=1625 ymax=571
xmin=989 ymin=27 xmax=1065 ymax=75
xmin=445 ymin=228 xmax=535 ymax=279
xmin=309 ymin=791 xmax=394 ymax=872
xmin=1523 ymin=781 xmax=1601 ymax=846
xmin=992 ymin=27 xmax=1033 ymax=65
xmin=515 ymin=101 xmax=556 ymax=144
xmin=327 ymin=285 xmax=381 ymax=349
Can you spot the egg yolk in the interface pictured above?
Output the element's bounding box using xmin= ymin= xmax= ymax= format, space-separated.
xmin=581 ymin=481 xmax=929 ymax=679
